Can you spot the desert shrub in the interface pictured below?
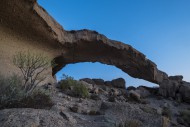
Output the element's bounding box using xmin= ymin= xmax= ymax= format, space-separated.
xmin=59 ymin=74 xmax=77 ymax=90
xmin=73 ymin=83 xmax=89 ymax=98
xmin=162 ymin=107 xmax=172 ymax=119
xmin=59 ymin=74 xmax=89 ymax=98
xmin=13 ymin=51 xmax=52 ymax=96
xmin=18 ymin=90 xmax=53 ymax=109
xmin=0 ymin=75 xmax=53 ymax=110
xmin=180 ymin=110 xmax=190 ymax=125
xmin=0 ymin=74 xmax=24 ymax=109
xmin=116 ymin=119 xmax=141 ymax=127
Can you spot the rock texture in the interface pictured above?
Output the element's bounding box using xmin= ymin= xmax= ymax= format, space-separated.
xmin=159 ymin=75 xmax=190 ymax=103
xmin=0 ymin=108 xmax=71 ymax=127
xmin=0 ymin=0 xmax=169 ymax=84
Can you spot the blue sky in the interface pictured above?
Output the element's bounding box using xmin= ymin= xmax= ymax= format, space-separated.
xmin=38 ymin=0 xmax=190 ymax=87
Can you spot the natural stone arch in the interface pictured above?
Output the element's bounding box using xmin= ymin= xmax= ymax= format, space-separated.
xmin=0 ymin=0 xmax=168 ymax=85
xmin=52 ymin=30 xmax=168 ymax=84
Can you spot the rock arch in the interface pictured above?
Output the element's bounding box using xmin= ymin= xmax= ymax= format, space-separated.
xmin=0 ymin=0 xmax=168 ymax=84
xmin=52 ymin=29 xmax=168 ymax=84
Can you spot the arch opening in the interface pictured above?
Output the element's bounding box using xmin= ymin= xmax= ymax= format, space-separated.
xmin=55 ymin=62 xmax=157 ymax=88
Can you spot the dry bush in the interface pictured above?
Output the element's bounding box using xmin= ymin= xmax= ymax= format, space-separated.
xmin=13 ymin=51 xmax=52 ymax=96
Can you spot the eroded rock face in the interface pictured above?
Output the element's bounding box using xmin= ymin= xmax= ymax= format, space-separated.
xmin=159 ymin=75 xmax=190 ymax=103
xmin=0 ymin=0 xmax=177 ymax=85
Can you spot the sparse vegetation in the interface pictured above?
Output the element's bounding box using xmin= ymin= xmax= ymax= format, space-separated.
xmin=59 ymin=74 xmax=77 ymax=90
xmin=13 ymin=51 xmax=52 ymax=96
xmin=0 ymin=74 xmax=53 ymax=109
xmin=162 ymin=107 xmax=172 ymax=119
xmin=0 ymin=51 xmax=54 ymax=110
xmin=59 ymin=74 xmax=89 ymax=98
xmin=73 ymin=83 xmax=89 ymax=98
xmin=0 ymin=74 xmax=24 ymax=109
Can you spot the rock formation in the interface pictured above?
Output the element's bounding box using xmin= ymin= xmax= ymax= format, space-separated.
xmin=159 ymin=76 xmax=190 ymax=103
xmin=0 ymin=0 xmax=168 ymax=84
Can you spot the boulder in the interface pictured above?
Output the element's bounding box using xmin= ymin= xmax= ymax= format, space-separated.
xmin=92 ymin=79 xmax=105 ymax=86
xmin=111 ymin=78 xmax=126 ymax=89
xmin=79 ymin=78 xmax=96 ymax=85
xmin=138 ymin=86 xmax=159 ymax=95
xmin=104 ymin=81 xmax=112 ymax=87
xmin=136 ymin=86 xmax=151 ymax=98
xmin=128 ymin=90 xmax=141 ymax=102
xmin=179 ymin=82 xmax=190 ymax=103
xmin=159 ymin=79 xmax=181 ymax=98
xmin=169 ymin=75 xmax=183 ymax=81
xmin=126 ymin=86 xmax=136 ymax=91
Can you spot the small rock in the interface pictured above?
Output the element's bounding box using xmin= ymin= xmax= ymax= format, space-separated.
xmin=93 ymin=87 xmax=99 ymax=94
xmin=157 ymin=108 xmax=162 ymax=115
xmin=90 ymin=94 xmax=101 ymax=100
xmin=141 ymin=99 xmax=150 ymax=104
xmin=70 ymin=105 xmax=81 ymax=113
xmin=163 ymin=102 xmax=170 ymax=108
xmin=78 ymin=98 xmax=83 ymax=103
xmin=108 ymin=96 xmax=116 ymax=102
xmin=60 ymin=111 xmax=77 ymax=124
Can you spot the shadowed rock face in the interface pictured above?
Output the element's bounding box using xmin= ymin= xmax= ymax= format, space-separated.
xmin=0 ymin=0 xmax=168 ymax=84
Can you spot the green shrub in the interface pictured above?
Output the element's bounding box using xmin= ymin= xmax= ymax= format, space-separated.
xmin=0 ymin=74 xmax=53 ymax=110
xmin=59 ymin=74 xmax=77 ymax=90
xmin=162 ymin=107 xmax=172 ymax=119
xmin=73 ymin=83 xmax=89 ymax=98
xmin=59 ymin=74 xmax=89 ymax=98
